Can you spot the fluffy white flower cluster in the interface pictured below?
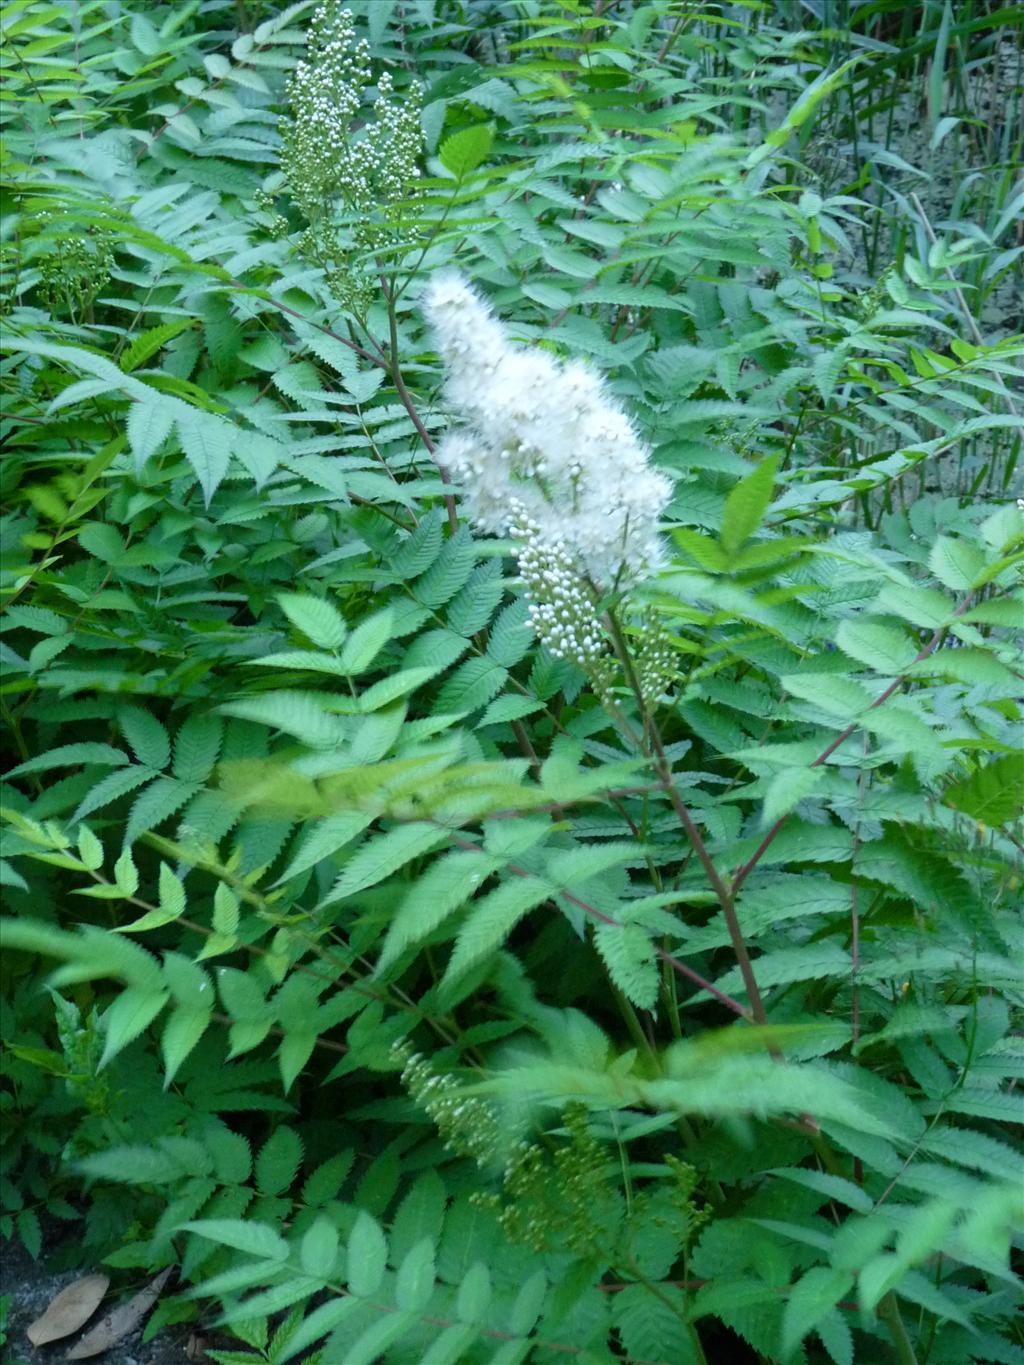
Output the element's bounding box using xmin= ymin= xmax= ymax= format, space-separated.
xmin=423 ymin=272 xmax=670 ymax=589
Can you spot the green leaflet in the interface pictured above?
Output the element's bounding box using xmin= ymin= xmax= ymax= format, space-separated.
xmin=929 ymin=534 xmax=986 ymax=590
xmin=124 ymin=778 xmax=201 ymax=848
xmin=435 ymin=657 xmax=509 ymax=714
xmin=276 ymin=810 xmax=373 ymax=884
xmin=172 ymin=713 xmax=224 ymax=783
xmin=256 ymin=1126 xmax=303 ymax=1197
xmin=487 ymin=599 xmax=534 ymax=668
xmin=275 ymin=1299 xmax=361 ymax=1363
xmin=99 ymin=987 xmax=169 ymax=1068
xmin=320 ymin=822 xmax=449 ymax=907
xmin=720 ymin=455 xmax=780 ymax=557
xmin=301 ymin=1215 xmax=340 ymax=1278
xmin=218 ymin=692 xmax=346 ymax=750
xmin=441 ymin=876 xmax=552 ymax=990
xmin=249 ymin=648 xmax=352 ymax=676
xmin=121 ymin=318 xmax=194 ymax=373
xmin=710 ymin=945 xmax=852 ymax=997
xmin=359 ymin=667 xmax=440 ymax=711
xmin=118 ymin=705 xmax=171 ymax=770
xmin=439 ymin=124 xmax=494 ymax=179
xmin=73 ymin=766 xmax=157 ymax=822
xmin=395 ymin=1236 xmax=435 ymax=1311
xmin=477 ymin=695 xmax=543 ymax=729
xmin=391 ymin=511 xmax=443 ymax=578
xmin=183 ymin=1218 xmax=289 ymax=1261
xmin=377 ymin=849 xmax=502 ymax=972
xmin=911 ymin=647 xmax=1017 ymax=689
xmin=545 ymin=842 xmax=640 ymax=888
xmin=836 ymin=619 xmax=919 ymax=674
xmin=876 ymin=582 xmax=956 ymax=629
xmin=612 ymin=1283 xmax=698 ymax=1365
xmin=455 ymin=1260 xmax=492 ymax=1324
xmin=413 ymin=529 xmax=476 ymax=609
xmin=593 ymin=921 xmax=659 ymax=1011
xmin=347 ymin=1210 xmax=387 ymax=1297
xmin=389 ymin=1170 xmax=447 ymax=1264
xmin=333 ymin=1311 xmax=422 ymax=1365
xmin=760 ymin=766 xmax=826 ymax=826
xmin=78 ymin=1141 xmax=204 ymax=1186
xmin=175 ymin=407 xmax=233 ymax=504
xmin=782 ymin=1267 xmax=855 ymax=1359
xmin=302 ymin=1151 xmax=354 ymax=1207
xmin=771 ymin=1167 xmax=873 ymax=1213
xmin=417 ymin=1323 xmax=482 ymax=1365
xmin=447 ymin=561 xmax=505 ymax=636
xmin=8 ymin=742 xmax=128 ymax=777
xmin=205 ymin=1122 xmax=252 ymax=1185
xmin=277 ymin=592 xmax=348 ymax=650
xmin=162 ymin=1005 xmax=213 ymax=1085
xmin=340 ymin=607 xmax=394 ymax=674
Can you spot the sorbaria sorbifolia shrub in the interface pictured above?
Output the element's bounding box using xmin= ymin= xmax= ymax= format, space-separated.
xmin=1 ymin=3 xmax=1021 ymax=1363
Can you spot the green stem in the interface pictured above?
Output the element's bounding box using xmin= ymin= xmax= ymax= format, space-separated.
xmin=688 ymin=1322 xmax=710 ymax=1365
xmin=662 ymin=952 xmax=683 ymax=1041
xmin=609 ymin=981 xmax=659 ymax=1069
xmin=879 ymin=1291 xmax=920 ymax=1365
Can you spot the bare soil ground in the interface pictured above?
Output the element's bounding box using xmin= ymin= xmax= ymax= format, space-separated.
xmin=1 ymin=1236 xmax=211 ymax=1365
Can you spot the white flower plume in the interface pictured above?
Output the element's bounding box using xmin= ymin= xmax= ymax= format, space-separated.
xmin=423 ymin=272 xmax=670 ymax=588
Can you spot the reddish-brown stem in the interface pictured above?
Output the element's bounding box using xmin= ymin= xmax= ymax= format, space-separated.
xmin=731 ymin=593 xmax=975 ymax=896
xmin=381 ymin=277 xmax=459 ymax=532
xmin=227 ymin=279 xmax=381 ymax=365
xmin=602 ymin=608 xmax=768 ymax=1025
xmin=211 ymin=1011 xmax=346 ymax=1054
xmin=228 ymin=273 xmax=459 ymax=529
xmin=646 ymin=724 xmax=768 ymax=1025
xmin=510 ymin=718 xmax=543 ymax=776
xmin=448 ymin=834 xmax=751 ymax=1021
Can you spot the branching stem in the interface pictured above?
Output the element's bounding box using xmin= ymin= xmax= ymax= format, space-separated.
xmin=448 ymin=832 xmax=752 ymax=1020
xmin=602 ymin=606 xmax=769 ymax=1025
xmin=381 ymin=277 xmax=459 ymax=532
xmin=731 ymin=593 xmax=976 ymax=896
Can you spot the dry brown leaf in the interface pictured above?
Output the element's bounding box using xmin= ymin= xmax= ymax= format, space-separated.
xmin=65 ymin=1267 xmax=173 ymax=1360
xmin=26 ymin=1275 xmax=110 ymax=1347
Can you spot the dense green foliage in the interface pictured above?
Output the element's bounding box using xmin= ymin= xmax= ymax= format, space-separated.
xmin=1 ymin=2 xmax=1022 ymax=1363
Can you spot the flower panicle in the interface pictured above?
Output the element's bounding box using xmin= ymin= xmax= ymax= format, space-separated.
xmin=422 ymin=272 xmax=671 ymax=590
xmin=281 ymin=3 xmax=423 ymax=311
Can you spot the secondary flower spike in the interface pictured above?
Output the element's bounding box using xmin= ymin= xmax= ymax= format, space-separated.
xmin=423 ymin=273 xmax=671 ymax=588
